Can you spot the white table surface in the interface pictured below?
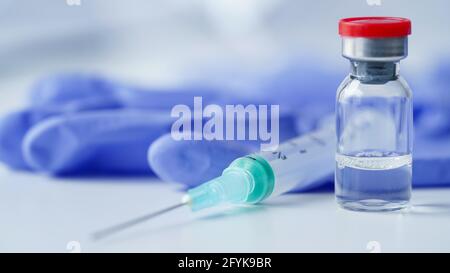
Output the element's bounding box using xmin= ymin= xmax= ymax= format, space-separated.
xmin=1 ymin=166 xmax=449 ymax=253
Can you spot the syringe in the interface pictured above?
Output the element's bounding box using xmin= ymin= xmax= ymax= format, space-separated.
xmin=92 ymin=123 xmax=335 ymax=240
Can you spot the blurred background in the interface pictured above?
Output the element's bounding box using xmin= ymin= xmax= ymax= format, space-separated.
xmin=1 ymin=0 xmax=449 ymax=114
xmin=2 ymin=0 xmax=450 ymax=253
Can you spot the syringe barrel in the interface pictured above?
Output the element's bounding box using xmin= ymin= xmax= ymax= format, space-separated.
xmin=187 ymin=123 xmax=335 ymax=211
xmin=257 ymin=124 xmax=335 ymax=197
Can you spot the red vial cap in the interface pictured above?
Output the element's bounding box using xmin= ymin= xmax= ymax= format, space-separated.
xmin=339 ymin=17 xmax=411 ymax=38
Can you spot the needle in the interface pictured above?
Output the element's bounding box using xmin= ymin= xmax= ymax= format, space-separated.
xmin=92 ymin=201 xmax=187 ymax=241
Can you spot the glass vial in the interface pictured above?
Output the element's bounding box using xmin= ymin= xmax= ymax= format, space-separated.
xmin=336 ymin=17 xmax=413 ymax=211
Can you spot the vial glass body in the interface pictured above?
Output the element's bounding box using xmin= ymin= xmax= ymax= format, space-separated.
xmin=335 ymin=61 xmax=413 ymax=211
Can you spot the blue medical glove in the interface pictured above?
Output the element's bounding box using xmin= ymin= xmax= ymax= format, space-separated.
xmin=23 ymin=110 xmax=173 ymax=175
xmin=261 ymin=62 xmax=343 ymax=107
xmin=414 ymin=137 xmax=450 ymax=187
xmin=0 ymin=110 xmax=34 ymax=170
xmin=29 ymin=73 xmax=121 ymax=108
xmin=0 ymin=73 xmax=219 ymax=174
xmin=149 ymin=134 xmax=255 ymax=188
xmin=0 ymin=74 xmax=123 ymax=170
xmin=420 ymin=59 xmax=450 ymax=137
xmin=28 ymin=73 xmax=219 ymax=111
xmin=149 ymin=111 xmax=299 ymax=188
xmin=411 ymin=58 xmax=450 ymax=186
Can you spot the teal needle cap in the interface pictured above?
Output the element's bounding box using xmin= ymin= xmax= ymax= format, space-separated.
xmin=187 ymin=155 xmax=274 ymax=211
xmin=227 ymin=154 xmax=275 ymax=203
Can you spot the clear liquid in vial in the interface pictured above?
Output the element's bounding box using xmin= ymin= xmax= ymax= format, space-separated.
xmin=335 ymin=151 xmax=412 ymax=212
